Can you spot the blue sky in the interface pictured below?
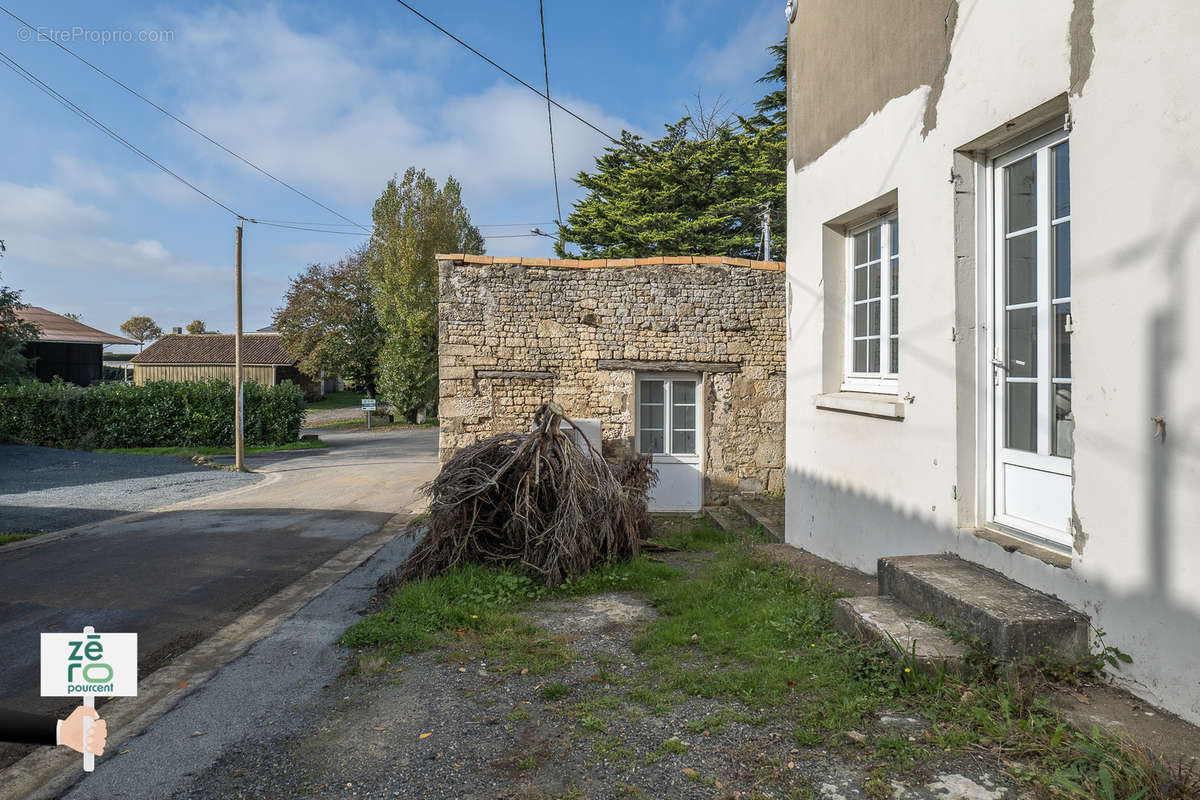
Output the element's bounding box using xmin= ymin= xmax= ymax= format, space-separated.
xmin=0 ymin=0 xmax=782 ymax=350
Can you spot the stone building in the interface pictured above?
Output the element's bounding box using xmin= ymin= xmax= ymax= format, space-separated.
xmin=436 ymin=255 xmax=785 ymax=512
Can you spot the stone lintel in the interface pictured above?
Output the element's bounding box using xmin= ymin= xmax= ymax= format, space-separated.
xmin=595 ymin=359 xmax=741 ymax=374
xmin=475 ymin=370 xmax=555 ymax=379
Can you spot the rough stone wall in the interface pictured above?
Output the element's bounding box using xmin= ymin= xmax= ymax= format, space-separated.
xmin=437 ymin=256 xmax=786 ymax=499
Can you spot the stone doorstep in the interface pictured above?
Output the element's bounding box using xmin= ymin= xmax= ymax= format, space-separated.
xmin=833 ymin=595 xmax=971 ymax=677
xmin=879 ymin=554 xmax=1091 ymax=663
xmin=701 ymin=504 xmax=745 ymax=535
xmin=727 ymin=494 xmax=784 ymax=542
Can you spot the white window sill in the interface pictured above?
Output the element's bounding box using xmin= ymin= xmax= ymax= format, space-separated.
xmin=814 ymin=391 xmax=905 ymax=420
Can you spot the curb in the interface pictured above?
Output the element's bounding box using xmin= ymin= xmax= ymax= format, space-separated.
xmin=0 ymin=508 xmax=415 ymax=800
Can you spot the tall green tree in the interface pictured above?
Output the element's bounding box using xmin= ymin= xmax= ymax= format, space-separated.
xmin=275 ymin=246 xmax=384 ymax=396
xmin=0 ymin=272 xmax=40 ymax=382
xmin=120 ymin=316 xmax=163 ymax=351
xmin=557 ymin=39 xmax=786 ymax=260
xmin=368 ymin=168 xmax=484 ymax=420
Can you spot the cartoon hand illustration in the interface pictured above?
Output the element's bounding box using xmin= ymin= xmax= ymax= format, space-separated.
xmin=60 ymin=706 xmax=106 ymax=756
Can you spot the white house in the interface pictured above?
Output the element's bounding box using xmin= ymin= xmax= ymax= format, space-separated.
xmin=783 ymin=0 xmax=1200 ymax=724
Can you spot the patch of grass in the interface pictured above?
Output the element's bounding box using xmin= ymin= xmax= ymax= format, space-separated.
xmin=873 ymin=734 xmax=928 ymax=771
xmin=578 ymin=713 xmax=607 ymax=733
xmin=660 ymin=737 xmax=688 ymax=755
xmin=516 ymin=755 xmax=537 ymax=771
xmin=94 ymin=440 xmax=329 ymax=457
xmin=505 ymin=706 xmax=531 ymax=722
xmin=589 ymin=734 xmax=635 ymax=765
xmin=344 ymin=521 xmax=1191 ymax=800
xmin=539 ymin=682 xmax=570 ymax=701
xmin=354 ymin=651 xmax=388 ymax=675
xmin=0 ymin=531 xmax=47 ymax=546
xmin=304 ymin=390 xmax=366 ymax=410
xmin=342 ymin=558 xmax=679 ymax=666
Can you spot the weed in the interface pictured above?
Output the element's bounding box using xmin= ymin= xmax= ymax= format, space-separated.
xmin=540 ymin=682 xmax=570 ymax=701
xmin=660 ymin=737 xmax=688 ymax=755
xmin=355 ymin=651 xmax=387 ymax=675
xmin=505 ymin=706 xmax=530 ymax=722
xmin=863 ymin=765 xmax=892 ymax=800
xmin=578 ymin=713 xmax=606 ymax=733
xmin=516 ymin=756 xmax=536 ymax=771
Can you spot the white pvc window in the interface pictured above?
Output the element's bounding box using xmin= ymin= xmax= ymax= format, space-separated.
xmin=637 ymin=377 xmax=697 ymax=457
xmin=844 ymin=214 xmax=899 ymax=392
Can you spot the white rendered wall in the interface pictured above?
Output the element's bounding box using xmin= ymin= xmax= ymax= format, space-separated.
xmin=785 ymin=0 xmax=1200 ymax=723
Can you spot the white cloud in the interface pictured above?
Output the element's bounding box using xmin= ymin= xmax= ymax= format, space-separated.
xmin=151 ymin=5 xmax=633 ymax=209
xmin=51 ymin=154 xmax=118 ymax=196
xmin=688 ymin=3 xmax=781 ymax=89
xmin=0 ymin=179 xmax=223 ymax=285
xmin=0 ymin=181 xmax=109 ymax=234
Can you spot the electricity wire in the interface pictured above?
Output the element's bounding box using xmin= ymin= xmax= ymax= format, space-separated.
xmin=539 ymin=0 xmax=563 ymax=237
xmin=0 ymin=5 xmax=369 ymax=233
xmin=0 ymin=46 xmax=243 ymax=218
xmin=392 ymin=0 xmax=621 ymax=145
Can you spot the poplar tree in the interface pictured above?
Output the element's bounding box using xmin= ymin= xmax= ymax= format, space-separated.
xmin=368 ymin=168 xmax=484 ymax=421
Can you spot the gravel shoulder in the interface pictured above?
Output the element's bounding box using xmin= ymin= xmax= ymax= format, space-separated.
xmin=0 ymin=445 xmax=260 ymax=533
xmin=173 ymin=551 xmax=1022 ymax=800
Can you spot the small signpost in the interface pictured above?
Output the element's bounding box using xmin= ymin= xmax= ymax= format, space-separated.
xmin=362 ymin=397 xmax=377 ymax=429
xmin=41 ymin=626 xmax=137 ymax=772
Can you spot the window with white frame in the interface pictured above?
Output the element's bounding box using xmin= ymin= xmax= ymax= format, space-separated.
xmin=844 ymin=214 xmax=899 ymax=391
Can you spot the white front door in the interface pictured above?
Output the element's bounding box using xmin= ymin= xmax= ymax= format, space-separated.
xmin=990 ymin=131 xmax=1073 ymax=549
xmin=636 ymin=374 xmax=702 ymax=511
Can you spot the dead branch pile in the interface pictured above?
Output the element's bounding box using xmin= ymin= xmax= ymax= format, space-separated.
xmin=390 ymin=404 xmax=657 ymax=587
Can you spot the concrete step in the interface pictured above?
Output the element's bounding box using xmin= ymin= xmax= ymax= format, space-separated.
xmin=727 ymin=495 xmax=784 ymax=542
xmin=832 ymin=595 xmax=970 ymax=676
xmin=878 ymin=554 xmax=1090 ymax=662
xmin=702 ymin=505 xmax=745 ymax=533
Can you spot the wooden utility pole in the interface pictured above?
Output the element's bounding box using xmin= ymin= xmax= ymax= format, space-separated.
xmin=234 ymin=221 xmax=245 ymax=472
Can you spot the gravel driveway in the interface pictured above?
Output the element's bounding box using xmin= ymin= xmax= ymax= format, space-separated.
xmin=0 ymin=445 xmax=259 ymax=533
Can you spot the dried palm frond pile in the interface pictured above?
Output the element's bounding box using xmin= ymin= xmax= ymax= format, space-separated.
xmin=388 ymin=403 xmax=657 ymax=588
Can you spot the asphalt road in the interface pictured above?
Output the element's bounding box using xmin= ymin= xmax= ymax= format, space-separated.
xmin=0 ymin=427 xmax=438 ymax=760
xmin=61 ymin=526 xmax=418 ymax=800
xmin=0 ymin=446 xmax=260 ymax=533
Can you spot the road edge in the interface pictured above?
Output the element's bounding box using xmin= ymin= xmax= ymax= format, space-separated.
xmin=0 ymin=507 xmax=415 ymax=800
xmin=0 ymin=471 xmax=281 ymax=557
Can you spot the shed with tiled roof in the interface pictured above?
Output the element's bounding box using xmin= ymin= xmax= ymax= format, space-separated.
xmin=130 ymin=333 xmax=319 ymax=399
xmin=16 ymin=306 xmax=136 ymax=386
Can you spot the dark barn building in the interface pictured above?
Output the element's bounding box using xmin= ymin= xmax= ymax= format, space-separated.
xmin=18 ymin=307 xmax=136 ymax=386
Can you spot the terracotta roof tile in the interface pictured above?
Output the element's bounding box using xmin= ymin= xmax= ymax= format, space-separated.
xmin=435 ymin=254 xmax=785 ymax=271
xmin=131 ymin=333 xmax=297 ymax=365
xmin=16 ymin=306 xmax=136 ymax=345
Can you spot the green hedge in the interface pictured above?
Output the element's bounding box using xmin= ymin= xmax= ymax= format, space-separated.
xmin=0 ymin=379 xmax=305 ymax=449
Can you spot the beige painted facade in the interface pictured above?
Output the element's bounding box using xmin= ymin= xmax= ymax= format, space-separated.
xmin=786 ymin=1 xmax=1200 ymax=723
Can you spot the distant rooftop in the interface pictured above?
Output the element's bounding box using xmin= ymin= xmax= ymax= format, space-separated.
xmin=17 ymin=306 xmax=136 ymax=345
xmin=131 ymin=333 xmax=297 ymax=366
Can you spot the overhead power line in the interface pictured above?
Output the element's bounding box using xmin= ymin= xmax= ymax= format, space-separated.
xmin=539 ymin=0 xmax=563 ymax=236
xmin=0 ymin=46 xmax=243 ymax=218
xmin=392 ymin=0 xmax=622 ymax=145
xmin=0 ymin=5 xmax=369 ymax=233
xmin=253 ymin=221 xmax=371 ymax=236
